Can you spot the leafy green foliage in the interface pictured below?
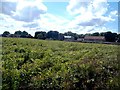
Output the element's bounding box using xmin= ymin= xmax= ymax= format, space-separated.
xmin=2 ymin=31 xmax=10 ymax=37
xmin=1 ymin=37 xmax=119 ymax=90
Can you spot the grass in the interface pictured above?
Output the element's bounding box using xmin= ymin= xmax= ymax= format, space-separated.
xmin=1 ymin=37 xmax=120 ymax=90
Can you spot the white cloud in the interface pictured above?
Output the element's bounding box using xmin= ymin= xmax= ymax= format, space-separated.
xmin=66 ymin=0 xmax=117 ymax=33
xmin=0 ymin=13 xmax=32 ymax=35
xmin=67 ymin=0 xmax=88 ymax=15
xmin=40 ymin=13 xmax=69 ymax=25
xmin=0 ymin=14 xmax=24 ymax=27
xmin=1 ymin=1 xmax=17 ymax=15
xmin=109 ymin=10 xmax=118 ymax=17
xmin=67 ymin=0 xmax=109 ymax=24
xmin=67 ymin=0 xmax=107 ymax=16
xmin=1 ymin=0 xmax=18 ymax=2
xmin=22 ymin=22 xmax=39 ymax=28
xmin=88 ymin=26 xmax=113 ymax=33
xmin=1 ymin=0 xmax=43 ymax=2
xmin=75 ymin=15 xmax=115 ymax=26
xmin=1 ymin=0 xmax=47 ymax=22
xmin=0 ymin=0 xmax=118 ymax=35
xmin=36 ymin=13 xmax=70 ymax=32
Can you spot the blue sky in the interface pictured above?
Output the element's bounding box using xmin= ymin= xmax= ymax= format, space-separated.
xmin=0 ymin=0 xmax=119 ymax=36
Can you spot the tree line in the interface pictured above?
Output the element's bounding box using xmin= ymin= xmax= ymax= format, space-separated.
xmin=1 ymin=30 xmax=120 ymax=42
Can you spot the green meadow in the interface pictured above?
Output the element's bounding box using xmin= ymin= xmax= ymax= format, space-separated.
xmin=1 ymin=37 xmax=119 ymax=90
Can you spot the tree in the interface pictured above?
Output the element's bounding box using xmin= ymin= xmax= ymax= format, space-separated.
xmin=46 ymin=31 xmax=59 ymax=40
xmin=14 ymin=31 xmax=30 ymax=38
xmin=64 ymin=31 xmax=73 ymax=36
xmin=100 ymin=32 xmax=105 ymax=36
xmin=2 ymin=31 xmax=10 ymax=37
xmin=58 ymin=33 xmax=64 ymax=41
xmin=92 ymin=32 xmax=99 ymax=36
xmin=64 ymin=31 xmax=79 ymax=40
xmin=78 ymin=34 xmax=85 ymax=38
xmin=34 ymin=31 xmax=46 ymax=39
xmin=14 ymin=31 xmax=22 ymax=37
xmin=74 ymin=34 xmax=79 ymax=40
xmin=27 ymin=34 xmax=33 ymax=38
xmin=21 ymin=31 xmax=29 ymax=38
xmin=37 ymin=33 xmax=44 ymax=39
xmin=104 ymin=32 xmax=117 ymax=42
xmin=34 ymin=32 xmax=40 ymax=38
xmin=85 ymin=33 xmax=91 ymax=36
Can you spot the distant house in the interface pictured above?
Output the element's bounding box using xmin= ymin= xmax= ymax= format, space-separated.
xmin=83 ymin=36 xmax=105 ymax=43
xmin=64 ymin=36 xmax=74 ymax=41
xmin=77 ymin=38 xmax=84 ymax=42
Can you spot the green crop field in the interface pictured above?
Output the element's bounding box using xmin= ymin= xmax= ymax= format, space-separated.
xmin=1 ymin=37 xmax=120 ymax=90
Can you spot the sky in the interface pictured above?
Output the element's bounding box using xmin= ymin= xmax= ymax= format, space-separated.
xmin=0 ymin=0 xmax=119 ymax=36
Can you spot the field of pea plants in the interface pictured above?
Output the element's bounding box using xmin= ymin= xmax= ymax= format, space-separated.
xmin=1 ymin=37 xmax=120 ymax=90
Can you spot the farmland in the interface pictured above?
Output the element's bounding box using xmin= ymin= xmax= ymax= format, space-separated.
xmin=1 ymin=37 xmax=120 ymax=90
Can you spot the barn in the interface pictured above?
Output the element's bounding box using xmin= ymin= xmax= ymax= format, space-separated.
xmin=83 ymin=36 xmax=105 ymax=43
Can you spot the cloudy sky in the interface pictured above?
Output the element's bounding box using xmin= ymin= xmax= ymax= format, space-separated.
xmin=0 ymin=0 xmax=119 ymax=36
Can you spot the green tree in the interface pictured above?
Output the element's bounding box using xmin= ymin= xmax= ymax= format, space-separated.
xmin=27 ymin=34 xmax=33 ymax=38
xmin=37 ymin=33 xmax=44 ymax=39
xmin=104 ymin=32 xmax=117 ymax=42
xmin=21 ymin=31 xmax=29 ymax=38
xmin=14 ymin=31 xmax=22 ymax=36
xmin=92 ymin=32 xmax=99 ymax=36
xmin=64 ymin=31 xmax=79 ymax=40
xmin=46 ymin=31 xmax=59 ymax=40
xmin=2 ymin=31 xmax=10 ymax=37
xmin=78 ymin=34 xmax=85 ymax=38
xmin=100 ymin=32 xmax=105 ymax=36
xmin=58 ymin=33 xmax=64 ymax=41
xmin=35 ymin=31 xmax=46 ymax=39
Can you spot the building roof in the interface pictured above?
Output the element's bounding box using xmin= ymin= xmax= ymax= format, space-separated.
xmin=84 ymin=36 xmax=105 ymax=40
xmin=64 ymin=36 xmax=73 ymax=39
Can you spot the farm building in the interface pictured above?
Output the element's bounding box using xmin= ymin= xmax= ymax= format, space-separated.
xmin=64 ymin=36 xmax=74 ymax=41
xmin=83 ymin=36 xmax=105 ymax=43
xmin=77 ymin=38 xmax=84 ymax=42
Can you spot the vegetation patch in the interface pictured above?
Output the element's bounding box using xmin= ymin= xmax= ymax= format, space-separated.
xmin=1 ymin=37 xmax=120 ymax=90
